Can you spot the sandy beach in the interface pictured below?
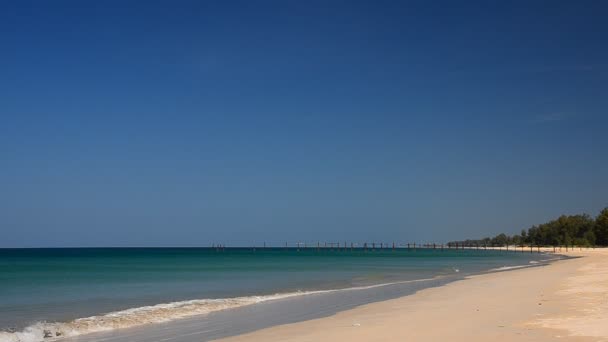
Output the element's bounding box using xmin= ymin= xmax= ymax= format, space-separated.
xmin=218 ymin=248 xmax=608 ymax=342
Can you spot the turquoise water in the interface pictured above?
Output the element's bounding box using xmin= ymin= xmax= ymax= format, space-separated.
xmin=0 ymin=247 xmax=551 ymax=341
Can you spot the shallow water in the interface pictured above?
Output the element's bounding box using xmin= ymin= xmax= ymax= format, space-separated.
xmin=0 ymin=247 xmax=556 ymax=342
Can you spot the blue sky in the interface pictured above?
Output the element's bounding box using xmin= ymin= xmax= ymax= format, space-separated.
xmin=1 ymin=1 xmax=607 ymax=247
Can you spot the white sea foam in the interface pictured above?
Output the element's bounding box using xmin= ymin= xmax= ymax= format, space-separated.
xmin=540 ymin=258 xmax=561 ymax=262
xmin=0 ymin=277 xmax=439 ymax=342
xmin=490 ymin=265 xmax=532 ymax=271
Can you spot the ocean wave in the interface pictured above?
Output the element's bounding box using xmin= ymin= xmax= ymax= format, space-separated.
xmin=0 ymin=277 xmax=439 ymax=342
xmin=490 ymin=265 xmax=532 ymax=271
xmin=540 ymin=257 xmax=561 ymax=262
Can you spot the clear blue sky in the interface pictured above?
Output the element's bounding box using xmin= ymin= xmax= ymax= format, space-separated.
xmin=1 ymin=1 xmax=607 ymax=247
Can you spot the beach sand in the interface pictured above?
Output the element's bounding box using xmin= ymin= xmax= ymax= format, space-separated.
xmin=217 ymin=248 xmax=608 ymax=342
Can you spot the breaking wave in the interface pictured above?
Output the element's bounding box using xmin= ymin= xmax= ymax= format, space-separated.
xmin=490 ymin=257 xmax=559 ymax=272
xmin=490 ymin=264 xmax=533 ymax=271
xmin=0 ymin=277 xmax=439 ymax=342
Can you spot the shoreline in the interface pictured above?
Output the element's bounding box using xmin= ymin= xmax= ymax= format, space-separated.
xmin=0 ymin=249 xmax=582 ymax=342
xmin=1 ymin=248 xmax=547 ymax=342
xmin=1 ymin=270 xmax=467 ymax=342
xmin=217 ymin=248 xmax=607 ymax=342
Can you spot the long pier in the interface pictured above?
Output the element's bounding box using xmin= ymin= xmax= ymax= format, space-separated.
xmin=207 ymin=242 xmax=586 ymax=253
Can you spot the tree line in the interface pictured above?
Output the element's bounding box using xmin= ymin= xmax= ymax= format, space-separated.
xmin=448 ymin=207 xmax=608 ymax=247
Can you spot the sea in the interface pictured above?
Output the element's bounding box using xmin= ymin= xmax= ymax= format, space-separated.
xmin=0 ymin=247 xmax=559 ymax=342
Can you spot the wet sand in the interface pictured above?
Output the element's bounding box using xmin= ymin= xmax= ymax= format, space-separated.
xmin=218 ymin=248 xmax=608 ymax=342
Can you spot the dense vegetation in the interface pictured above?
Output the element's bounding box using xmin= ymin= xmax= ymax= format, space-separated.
xmin=449 ymin=207 xmax=608 ymax=247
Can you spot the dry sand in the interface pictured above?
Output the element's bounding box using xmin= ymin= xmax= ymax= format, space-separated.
xmin=217 ymin=248 xmax=608 ymax=342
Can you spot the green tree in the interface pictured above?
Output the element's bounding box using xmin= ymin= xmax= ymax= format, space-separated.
xmin=492 ymin=233 xmax=508 ymax=246
xmin=447 ymin=209 xmax=605 ymax=247
xmin=583 ymin=230 xmax=596 ymax=246
xmin=511 ymin=235 xmax=522 ymax=246
xmin=520 ymin=229 xmax=527 ymax=244
xmin=595 ymin=208 xmax=608 ymax=246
